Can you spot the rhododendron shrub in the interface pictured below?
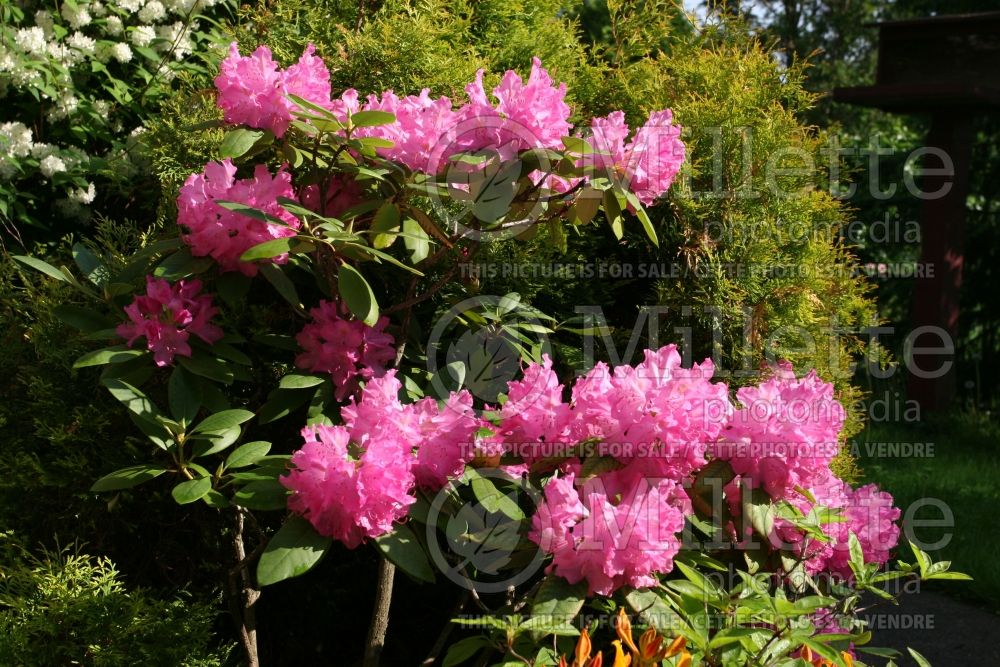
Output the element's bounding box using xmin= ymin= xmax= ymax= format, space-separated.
xmin=18 ymin=38 xmax=968 ymax=667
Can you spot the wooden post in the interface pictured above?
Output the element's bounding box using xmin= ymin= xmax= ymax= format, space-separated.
xmin=907 ymin=113 xmax=973 ymax=410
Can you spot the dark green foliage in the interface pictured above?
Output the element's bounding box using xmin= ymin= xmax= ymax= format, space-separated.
xmin=0 ymin=536 xmax=231 ymax=667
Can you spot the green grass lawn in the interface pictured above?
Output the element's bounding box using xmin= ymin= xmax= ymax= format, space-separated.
xmin=853 ymin=409 xmax=1000 ymax=610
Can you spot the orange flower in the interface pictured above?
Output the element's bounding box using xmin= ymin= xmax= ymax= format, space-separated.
xmin=612 ymin=640 xmax=632 ymax=667
xmin=575 ymin=628 xmax=593 ymax=666
xmin=615 ymin=608 xmax=639 ymax=655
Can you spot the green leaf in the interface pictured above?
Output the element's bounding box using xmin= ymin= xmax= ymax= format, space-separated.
xmin=629 ymin=194 xmax=658 ymax=246
xmin=215 ymin=200 xmax=296 ymax=228
xmin=469 ymin=474 xmax=524 ymax=520
xmin=168 ymin=366 xmax=200 ymax=425
xmin=72 ymin=243 xmax=108 ymax=285
xmin=154 ymin=249 xmax=214 ymax=280
xmin=402 ymin=217 xmax=430 ymax=263
xmin=375 ymin=524 xmax=435 ymax=583
xmin=625 ymin=589 xmax=701 ymax=649
xmin=908 ymin=648 xmax=933 ymax=667
xmin=259 ymin=264 xmax=302 ymax=311
xmin=189 ymin=426 xmax=242 ymax=457
xmin=220 ymin=128 xmax=265 ymax=159
xmin=259 ymin=386 xmax=315 ymax=423
xmin=13 ymin=255 xmax=71 ymax=283
xmin=742 ymin=488 xmax=776 ymax=541
xmin=561 ymin=136 xmax=594 ymax=154
xmin=91 ymin=464 xmax=168 ymax=492
xmin=518 ymin=617 xmax=579 ymax=636
xmin=233 ymin=479 xmax=289 ymax=511
xmin=179 ymin=355 xmax=235 ymax=384
xmin=240 ymin=237 xmax=295 ymax=262
xmin=191 ymin=409 xmax=254 ymax=434
xmin=350 ymin=110 xmax=396 ymax=128
xmin=442 ymin=636 xmax=489 ymax=667
xmin=226 ymin=441 xmax=272 ymax=469
xmin=338 ymin=263 xmax=379 ymax=326
xmin=530 ymin=576 xmax=587 ymax=632
xmin=278 ymin=374 xmax=326 ymax=390
xmin=256 ymin=516 xmax=332 ymax=586
xmin=53 ymin=305 xmax=117 ymax=333
xmin=371 ymin=202 xmax=400 ymax=249
xmin=172 ymin=477 xmax=212 ymax=504
xmin=603 ymin=189 xmax=624 ymax=239
xmin=923 ymin=571 xmax=973 ymax=581
xmin=103 ymin=378 xmax=163 ymax=421
xmin=910 ymin=541 xmax=931 ymax=577
xmin=74 ymin=345 xmax=147 ymax=368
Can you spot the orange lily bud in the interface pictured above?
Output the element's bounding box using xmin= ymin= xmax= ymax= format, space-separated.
xmin=559 ymin=658 xmax=569 ymax=667
xmin=676 ymin=651 xmax=692 ymax=667
xmin=664 ymin=635 xmax=686 ymax=658
xmin=801 ymin=645 xmax=814 ymax=663
xmin=842 ymin=652 xmax=854 ymax=667
xmin=586 ymin=653 xmax=603 ymax=667
xmin=639 ymin=627 xmax=665 ymax=661
xmin=575 ymin=628 xmax=593 ymax=666
xmin=615 ymin=609 xmax=638 ymax=655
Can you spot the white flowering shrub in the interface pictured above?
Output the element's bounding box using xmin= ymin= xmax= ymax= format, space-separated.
xmin=0 ymin=0 xmax=233 ymax=232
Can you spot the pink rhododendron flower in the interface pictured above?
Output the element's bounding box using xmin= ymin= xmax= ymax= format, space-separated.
xmin=177 ymin=159 xmax=300 ymax=276
xmin=215 ymin=42 xmax=330 ymax=137
xmin=362 ymin=89 xmax=460 ymax=173
xmin=340 ymin=371 xmax=479 ymax=492
xmin=711 ymin=362 xmax=846 ymax=500
xmin=766 ymin=473 xmax=901 ymax=579
xmin=116 ymin=276 xmax=222 ymax=367
xmin=583 ymin=109 xmax=685 ymax=205
xmin=282 ymin=423 xmax=415 ymax=548
xmin=411 ymin=390 xmax=482 ymax=490
xmin=294 ymin=300 xmax=396 ymax=401
xmin=452 ymin=58 xmax=571 ymax=157
xmin=569 ymin=345 xmax=730 ymax=480
xmin=499 ymin=355 xmax=574 ymax=461
xmin=530 ymin=472 xmax=687 ymax=595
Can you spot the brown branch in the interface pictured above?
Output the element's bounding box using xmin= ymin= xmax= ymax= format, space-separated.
xmin=228 ymin=509 xmax=261 ymax=667
xmin=363 ymin=557 xmax=396 ymax=667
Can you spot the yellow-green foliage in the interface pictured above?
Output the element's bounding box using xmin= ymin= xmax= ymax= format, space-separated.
xmin=0 ymin=535 xmax=231 ymax=666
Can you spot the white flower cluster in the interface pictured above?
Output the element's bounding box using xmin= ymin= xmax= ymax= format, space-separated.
xmin=0 ymin=121 xmax=90 ymax=184
xmin=0 ymin=0 xmax=230 ymax=220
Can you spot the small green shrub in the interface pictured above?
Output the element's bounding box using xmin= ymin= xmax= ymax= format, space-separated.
xmin=0 ymin=535 xmax=231 ymax=667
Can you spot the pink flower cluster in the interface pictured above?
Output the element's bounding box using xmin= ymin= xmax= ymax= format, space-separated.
xmin=711 ymin=363 xmax=847 ymax=499
xmin=282 ymin=371 xmax=484 ymax=546
xmin=772 ymin=478 xmax=902 ymax=580
xmin=530 ymin=470 xmax=688 ymax=595
xmin=294 ymin=300 xmax=396 ymax=401
xmin=214 ymin=45 xmax=685 ymax=205
xmin=177 ymin=159 xmax=301 ymax=276
xmin=117 ymin=276 xmax=223 ymax=367
xmin=215 ymin=42 xmax=330 ymax=138
xmin=584 ymin=110 xmax=687 ymax=206
xmin=282 ymin=344 xmax=902 ymax=593
xmin=501 ymin=347 xmax=730 ymax=481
